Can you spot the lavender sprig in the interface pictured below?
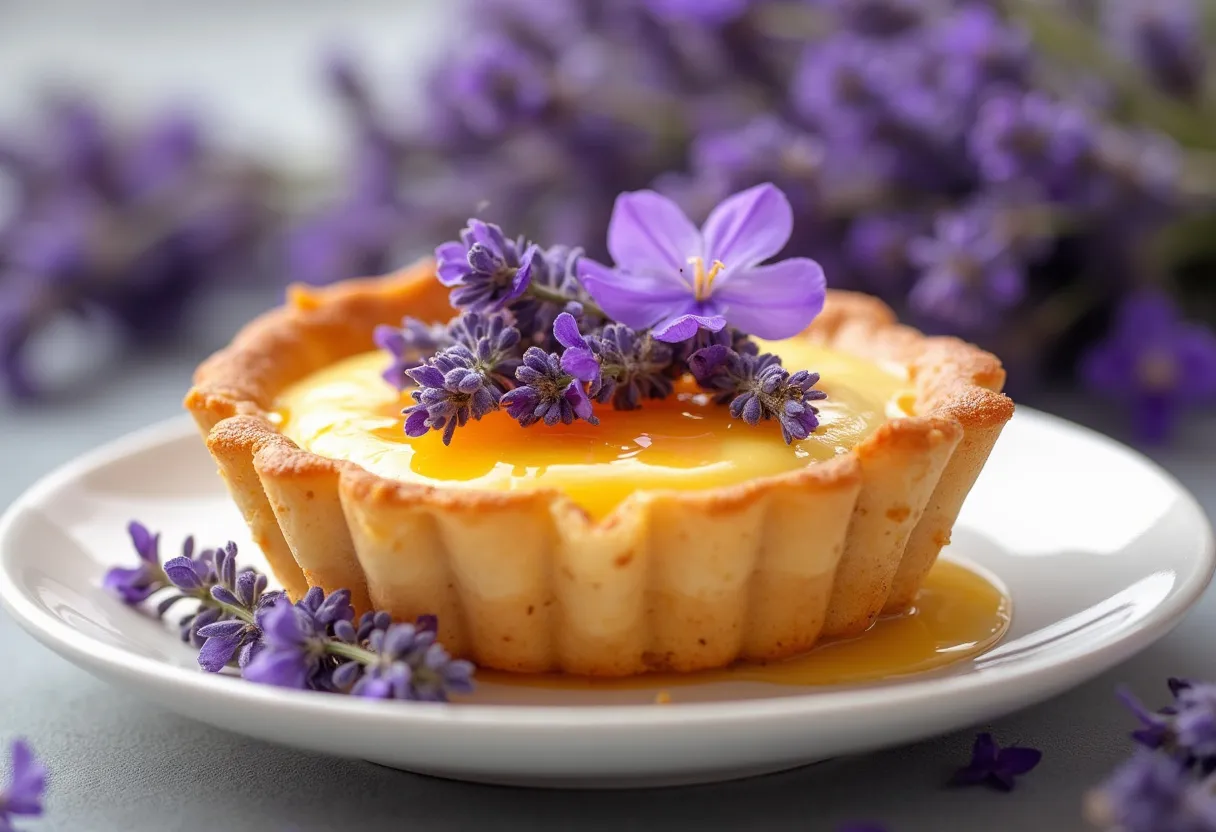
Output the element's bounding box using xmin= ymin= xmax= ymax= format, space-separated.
xmin=0 ymin=740 xmax=46 ymax=832
xmin=689 ymin=343 xmax=827 ymax=443
xmin=104 ymin=522 xmax=475 ymax=702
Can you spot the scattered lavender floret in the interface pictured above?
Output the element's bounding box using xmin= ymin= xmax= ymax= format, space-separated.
xmin=949 ymin=732 xmax=1042 ymax=792
xmin=0 ymin=740 xmax=46 ymax=832
xmin=500 ymin=346 xmax=600 ymax=428
xmin=104 ymin=522 xmax=475 ymax=702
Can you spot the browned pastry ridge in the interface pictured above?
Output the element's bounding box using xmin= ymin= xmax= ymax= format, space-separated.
xmin=185 ymin=261 xmax=1014 ymax=676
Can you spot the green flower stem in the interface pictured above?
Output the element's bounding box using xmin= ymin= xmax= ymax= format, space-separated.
xmin=327 ymin=641 xmax=377 ymax=664
xmin=525 ymin=283 xmax=607 ymax=320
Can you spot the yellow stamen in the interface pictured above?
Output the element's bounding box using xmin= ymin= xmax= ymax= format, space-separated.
xmin=688 ymin=256 xmax=726 ymax=301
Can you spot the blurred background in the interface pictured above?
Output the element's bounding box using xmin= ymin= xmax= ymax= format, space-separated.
xmin=2 ymin=0 xmax=1216 ymax=446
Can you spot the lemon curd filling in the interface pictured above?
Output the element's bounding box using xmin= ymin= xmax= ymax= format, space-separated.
xmin=274 ymin=338 xmax=911 ymax=520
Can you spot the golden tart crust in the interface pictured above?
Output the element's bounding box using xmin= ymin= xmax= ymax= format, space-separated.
xmin=185 ymin=262 xmax=1014 ymax=676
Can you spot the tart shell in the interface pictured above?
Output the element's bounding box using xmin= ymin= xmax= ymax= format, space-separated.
xmin=186 ymin=263 xmax=1013 ymax=676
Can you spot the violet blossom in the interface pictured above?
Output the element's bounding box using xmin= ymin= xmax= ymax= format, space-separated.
xmin=0 ymin=740 xmax=46 ymax=832
xmin=949 ymin=732 xmax=1042 ymax=792
xmin=578 ymin=183 xmax=826 ymax=342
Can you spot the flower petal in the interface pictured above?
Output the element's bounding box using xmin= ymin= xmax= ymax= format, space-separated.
xmin=713 ymin=257 xmax=826 ymax=339
xmin=607 ymin=189 xmax=702 ymax=273
xmin=701 ymin=183 xmax=793 ymax=268
xmin=561 ymin=348 xmax=600 ymax=382
xmin=552 ymin=311 xmax=587 ymax=350
xmin=579 ymin=258 xmax=690 ymax=329
xmin=997 ymin=747 xmax=1042 ymax=776
xmin=198 ymin=633 xmax=242 ymax=672
xmin=652 ymin=312 xmax=727 ymax=343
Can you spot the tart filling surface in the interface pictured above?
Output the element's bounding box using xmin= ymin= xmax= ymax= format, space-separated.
xmin=275 ymin=339 xmax=911 ymax=520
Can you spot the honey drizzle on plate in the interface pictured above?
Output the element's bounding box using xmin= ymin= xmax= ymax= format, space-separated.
xmin=479 ymin=559 xmax=1009 ymax=692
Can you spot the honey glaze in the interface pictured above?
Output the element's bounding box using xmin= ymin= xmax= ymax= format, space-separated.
xmin=480 ymin=559 xmax=1010 ymax=693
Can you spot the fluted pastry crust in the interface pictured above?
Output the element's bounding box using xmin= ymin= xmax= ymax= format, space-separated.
xmin=186 ymin=262 xmax=1013 ymax=676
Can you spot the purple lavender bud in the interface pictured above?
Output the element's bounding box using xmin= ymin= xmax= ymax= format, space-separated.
xmin=431 ymin=34 xmax=552 ymax=139
xmin=825 ymin=0 xmax=936 ymax=36
xmin=435 ymin=219 xmax=538 ymax=313
xmin=0 ymin=740 xmax=47 ymax=827
xmin=949 ymin=732 xmax=1042 ymax=791
xmin=643 ymin=0 xmax=754 ymax=26
xmin=1086 ymin=751 xmax=1216 ymax=831
xmin=500 ymin=346 xmax=599 ymax=428
xmin=1103 ymin=0 xmax=1206 ymax=99
xmin=586 ymin=322 xmax=675 ymax=410
xmin=931 ymin=4 xmax=1031 ymax=100
xmin=969 ymin=91 xmax=1094 ymax=199
xmin=690 ymin=116 xmax=825 ymax=214
xmin=1082 ymin=291 xmax=1216 ymax=443
xmin=243 ymin=600 xmax=330 ymax=690
xmin=907 ymin=203 xmax=1026 ymax=332
xmin=690 ymin=346 xmax=825 ymax=444
xmin=403 ymin=346 xmax=505 ymax=445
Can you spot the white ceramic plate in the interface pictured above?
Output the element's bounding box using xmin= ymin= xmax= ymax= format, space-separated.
xmin=1 ymin=411 xmax=1212 ymax=788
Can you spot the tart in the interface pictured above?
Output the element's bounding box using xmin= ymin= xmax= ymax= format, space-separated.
xmin=185 ymin=261 xmax=1013 ymax=677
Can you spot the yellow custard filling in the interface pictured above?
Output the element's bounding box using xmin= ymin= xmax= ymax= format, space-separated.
xmin=274 ymin=338 xmax=911 ymax=520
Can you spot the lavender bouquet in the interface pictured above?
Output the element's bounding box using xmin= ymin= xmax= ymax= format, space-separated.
xmin=294 ymin=0 xmax=1216 ymax=441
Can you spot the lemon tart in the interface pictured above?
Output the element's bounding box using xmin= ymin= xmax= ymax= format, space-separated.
xmin=186 ymin=261 xmax=1012 ymax=676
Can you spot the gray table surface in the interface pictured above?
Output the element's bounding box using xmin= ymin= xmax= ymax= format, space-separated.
xmin=1 ymin=301 xmax=1215 ymax=832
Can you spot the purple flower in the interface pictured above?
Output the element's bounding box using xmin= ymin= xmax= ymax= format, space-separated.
xmin=500 ymin=347 xmax=599 ymax=427
xmin=1086 ymin=751 xmax=1216 ymax=832
xmin=553 ymin=311 xmax=600 ymax=385
xmin=643 ymin=0 xmax=754 ymax=26
xmin=949 ymin=732 xmax=1042 ymax=791
xmin=579 ymin=184 xmax=826 ymax=342
xmin=792 ymin=35 xmax=893 ymax=139
xmin=1119 ymin=686 xmax=1176 ymax=751
xmin=102 ymin=521 xmax=166 ymax=604
xmin=689 ymin=116 xmax=825 ymax=215
xmin=431 ymin=34 xmax=551 ymax=139
xmin=1103 ymin=0 xmax=1206 ymax=99
xmin=403 ymin=347 xmax=505 ymax=445
xmin=931 ymin=4 xmax=1031 ymax=100
xmin=689 ymin=345 xmax=826 ymax=443
xmin=435 ymin=220 xmax=539 ymax=313
xmin=826 ymin=0 xmax=933 ymax=36
xmin=375 ymin=318 xmax=453 ymax=390
xmin=845 ymin=212 xmax=924 ymax=295
xmin=1082 ymin=292 xmax=1216 ymax=443
xmin=242 ymin=599 xmax=331 ymax=691
xmin=591 ymin=323 xmax=676 ymax=410
xmin=191 ymin=543 xmax=284 ymax=673
xmin=969 ymin=92 xmax=1094 ymax=199
xmin=350 ymin=621 xmax=475 ymax=702
xmin=0 ymin=740 xmax=46 ymax=831
xmin=445 ymin=311 xmax=523 ymax=388
xmin=510 ymin=244 xmax=601 ymax=347
xmin=907 ymin=204 xmax=1026 ymax=331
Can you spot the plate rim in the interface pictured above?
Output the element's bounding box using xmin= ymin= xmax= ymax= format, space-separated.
xmin=1 ymin=410 xmax=1212 ymax=730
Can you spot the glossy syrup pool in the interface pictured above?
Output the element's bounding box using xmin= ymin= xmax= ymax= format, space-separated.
xmin=480 ymin=559 xmax=1010 ymax=694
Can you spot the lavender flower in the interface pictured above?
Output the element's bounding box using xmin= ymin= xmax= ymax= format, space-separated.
xmin=500 ymin=346 xmax=599 ymax=427
xmin=579 ymin=184 xmax=826 ymax=342
xmin=1082 ymin=292 xmax=1216 ymax=442
xmin=1086 ymin=751 xmax=1216 ymax=832
xmin=1103 ymin=0 xmax=1206 ymax=99
xmin=827 ymin=0 xmax=934 ymax=36
xmin=949 ymin=732 xmax=1042 ymax=791
xmin=247 ymin=599 xmax=473 ymax=702
xmin=102 ymin=521 xmax=168 ymax=604
xmin=969 ymin=92 xmax=1093 ymax=199
xmin=429 ymin=33 xmax=552 ymax=139
xmin=0 ymin=740 xmax=46 ymax=832
xmin=0 ymin=97 xmax=272 ymax=397
xmin=403 ymin=346 xmax=505 ymax=445
xmin=931 ymin=4 xmax=1030 ymax=99
xmin=689 ymin=344 xmax=826 ymax=443
xmin=192 ymin=543 xmax=283 ymax=672
xmin=689 ymin=116 xmax=825 ymax=214
xmin=351 ymin=621 xmax=475 ymax=702
xmin=446 ymin=311 xmax=524 ymax=387
xmin=643 ymin=0 xmax=754 ymax=26
xmin=907 ymin=204 xmax=1026 ymax=331
xmin=436 ymin=219 xmax=539 ymax=313
xmin=375 ymin=317 xmax=453 ymax=390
